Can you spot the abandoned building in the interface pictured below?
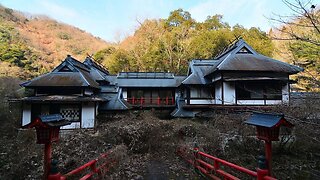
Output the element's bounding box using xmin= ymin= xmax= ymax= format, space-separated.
xmin=20 ymin=39 xmax=303 ymax=128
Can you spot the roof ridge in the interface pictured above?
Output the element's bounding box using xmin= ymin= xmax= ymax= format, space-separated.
xmin=84 ymin=57 xmax=109 ymax=75
xmin=214 ymin=37 xmax=242 ymax=59
xmin=65 ymin=55 xmax=90 ymax=72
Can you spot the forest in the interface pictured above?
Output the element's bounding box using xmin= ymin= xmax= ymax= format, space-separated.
xmin=0 ymin=1 xmax=319 ymax=91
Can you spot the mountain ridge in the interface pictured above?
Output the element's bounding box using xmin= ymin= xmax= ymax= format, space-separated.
xmin=0 ymin=5 xmax=111 ymax=79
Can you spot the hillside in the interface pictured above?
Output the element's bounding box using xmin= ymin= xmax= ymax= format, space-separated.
xmin=0 ymin=5 xmax=111 ymax=79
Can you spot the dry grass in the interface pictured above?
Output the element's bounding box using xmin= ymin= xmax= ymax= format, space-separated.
xmin=1 ymin=100 xmax=320 ymax=179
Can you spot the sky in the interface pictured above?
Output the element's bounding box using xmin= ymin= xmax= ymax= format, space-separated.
xmin=0 ymin=0 xmax=303 ymax=42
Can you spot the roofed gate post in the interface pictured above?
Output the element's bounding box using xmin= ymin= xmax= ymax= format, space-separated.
xmin=245 ymin=112 xmax=293 ymax=175
xmin=23 ymin=114 xmax=70 ymax=179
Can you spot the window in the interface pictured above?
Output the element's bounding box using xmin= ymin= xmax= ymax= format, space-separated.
xmin=236 ymin=81 xmax=282 ymax=100
xmin=127 ymin=88 xmax=175 ymax=105
xmin=129 ymin=90 xmax=144 ymax=98
xmin=190 ymin=86 xmax=214 ymax=99
xmin=60 ymin=104 xmax=81 ymax=122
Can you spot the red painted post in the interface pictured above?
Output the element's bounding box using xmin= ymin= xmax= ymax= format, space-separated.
xmin=44 ymin=142 xmax=52 ymax=179
xmin=48 ymin=173 xmax=62 ymax=180
xmin=140 ymin=97 xmax=144 ymax=106
xmin=48 ymin=159 xmax=63 ymax=180
xmin=265 ymin=140 xmax=272 ymax=175
xmin=132 ymin=96 xmax=135 ymax=105
xmin=166 ymin=97 xmax=169 ymax=105
xmin=214 ymin=159 xmax=220 ymax=171
xmin=257 ymin=168 xmax=269 ymax=180
xmin=157 ymin=97 xmax=160 ymax=105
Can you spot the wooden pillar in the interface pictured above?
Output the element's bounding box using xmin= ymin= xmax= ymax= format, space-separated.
xmin=44 ymin=142 xmax=52 ymax=179
xmin=264 ymin=140 xmax=272 ymax=176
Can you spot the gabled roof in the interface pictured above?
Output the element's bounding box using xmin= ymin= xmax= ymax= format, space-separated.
xmin=182 ymin=60 xmax=219 ymax=85
xmin=182 ymin=39 xmax=303 ymax=85
xmin=53 ymin=55 xmax=91 ymax=72
xmin=83 ymin=57 xmax=110 ymax=81
xmin=198 ymin=39 xmax=303 ymax=75
xmin=216 ymin=54 xmax=303 ymax=73
xmin=21 ymin=55 xmax=100 ymax=89
xmin=245 ymin=112 xmax=293 ymax=128
xmin=21 ymin=72 xmax=100 ymax=88
xmin=207 ymin=39 xmax=303 ymax=75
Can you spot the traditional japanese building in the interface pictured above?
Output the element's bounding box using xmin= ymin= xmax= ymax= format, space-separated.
xmin=20 ymin=39 xmax=303 ymax=127
xmin=20 ymin=55 xmax=107 ymax=129
xmin=183 ymin=40 xmax=302 ymax=104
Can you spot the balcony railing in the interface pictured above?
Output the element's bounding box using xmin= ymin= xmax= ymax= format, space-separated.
xmin=124 ymin=97 xmax=175 ymax=106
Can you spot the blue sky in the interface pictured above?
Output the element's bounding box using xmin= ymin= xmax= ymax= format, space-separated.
xmin=0 ymin=0 xmax=302 ymax=42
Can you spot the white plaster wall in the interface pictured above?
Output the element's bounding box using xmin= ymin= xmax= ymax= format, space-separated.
xmin=81 ymin=102 xmax=95 ymax=128
xmin=223 ymin=82 xmax=236 ymax=105
xmin=237 ymin=100 xmax=265 ymax=105
xmin=282 ymin=83 xmax=289 ymax=104
xmin=60 ymin=122 xmax=81 ymax=129
xmin=266 ymin=100 xmax=282 ymax=105
xmin=22 ymin=103 xmax=31 ymax=126
xmin=189 ymin=99 xmax=215 ymax=104
xmin=122 ymin=88 xmax=127 ymax=99
xmin=215 ymin=83 xmax=223 ymax=104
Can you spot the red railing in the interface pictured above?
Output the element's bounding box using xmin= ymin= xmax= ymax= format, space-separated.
xmin=48 ymin=152 xmax=116 ymax=180
xmin=125 ymin=97 xmax=175 ymax=106
xmin=176 ymin=146 xmax=277 ymax=180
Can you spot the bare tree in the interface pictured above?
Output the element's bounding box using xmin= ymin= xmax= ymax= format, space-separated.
xmin=270 ymin=0 xmax=319 ymax=46
xmin=270 ymin=0 xmax=320 ymax=91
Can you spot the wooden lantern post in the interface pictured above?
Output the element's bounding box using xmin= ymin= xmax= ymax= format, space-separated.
xmin=245 ymin=112 xmax=293 ymax=175
xmin=23 ymin=114 xmax=70 ymax=179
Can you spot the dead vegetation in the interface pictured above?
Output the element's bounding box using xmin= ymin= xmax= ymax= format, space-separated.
xmin=1 ymin=96 xmax=320 ymax=179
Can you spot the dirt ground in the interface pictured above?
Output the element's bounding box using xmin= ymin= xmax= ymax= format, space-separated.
xmin=1 ymin=99 xmax=320 ymax=179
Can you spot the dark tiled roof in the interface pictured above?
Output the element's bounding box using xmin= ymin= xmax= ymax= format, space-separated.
xmin=216 ymin=54 xmax=303 ymax=74
xmin=66 ymin=55 xmax=91 ymax=72
xmin=21 ymin=72 xmax=99 ymax=89
xmin=77 ymin=69 xmax=100 ymax=88
xmin=21 ymin=95 xmax=106 ymax=102
xmin=203 ymin=39 xmax=303 ymax=76
xmin=244 ymin=112 xmax=293 ymax=128
xmin=84 ymin=57 xmax=109 ymax=74
xmin=22 ymin=55 xmax=100 ymax=89
xmin=83 ymin=57 xmax=110 ymax=80
xmin=182 ymin=60 xmax=219 ymax=84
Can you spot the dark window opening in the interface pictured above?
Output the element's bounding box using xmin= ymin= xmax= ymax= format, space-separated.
xmin=190 ymin=86 xmax=215 ymax=99
xmin=236 ymin=81 xmax=282 ymax=100
xmin=127 ymin=88 xmax=175 ymax=105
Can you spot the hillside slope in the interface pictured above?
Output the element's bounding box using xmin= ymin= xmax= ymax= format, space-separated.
xmin=0 ymin=5 xmax=111 ymax=78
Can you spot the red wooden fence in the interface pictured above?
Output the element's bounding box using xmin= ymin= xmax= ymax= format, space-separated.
xmin=48 ymin=152 xmax=116 ymax=180
xmin=125 ymin=97 xmax=175 ymax=106
xmin=176 ymin=146 xmax=277 ymax=180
